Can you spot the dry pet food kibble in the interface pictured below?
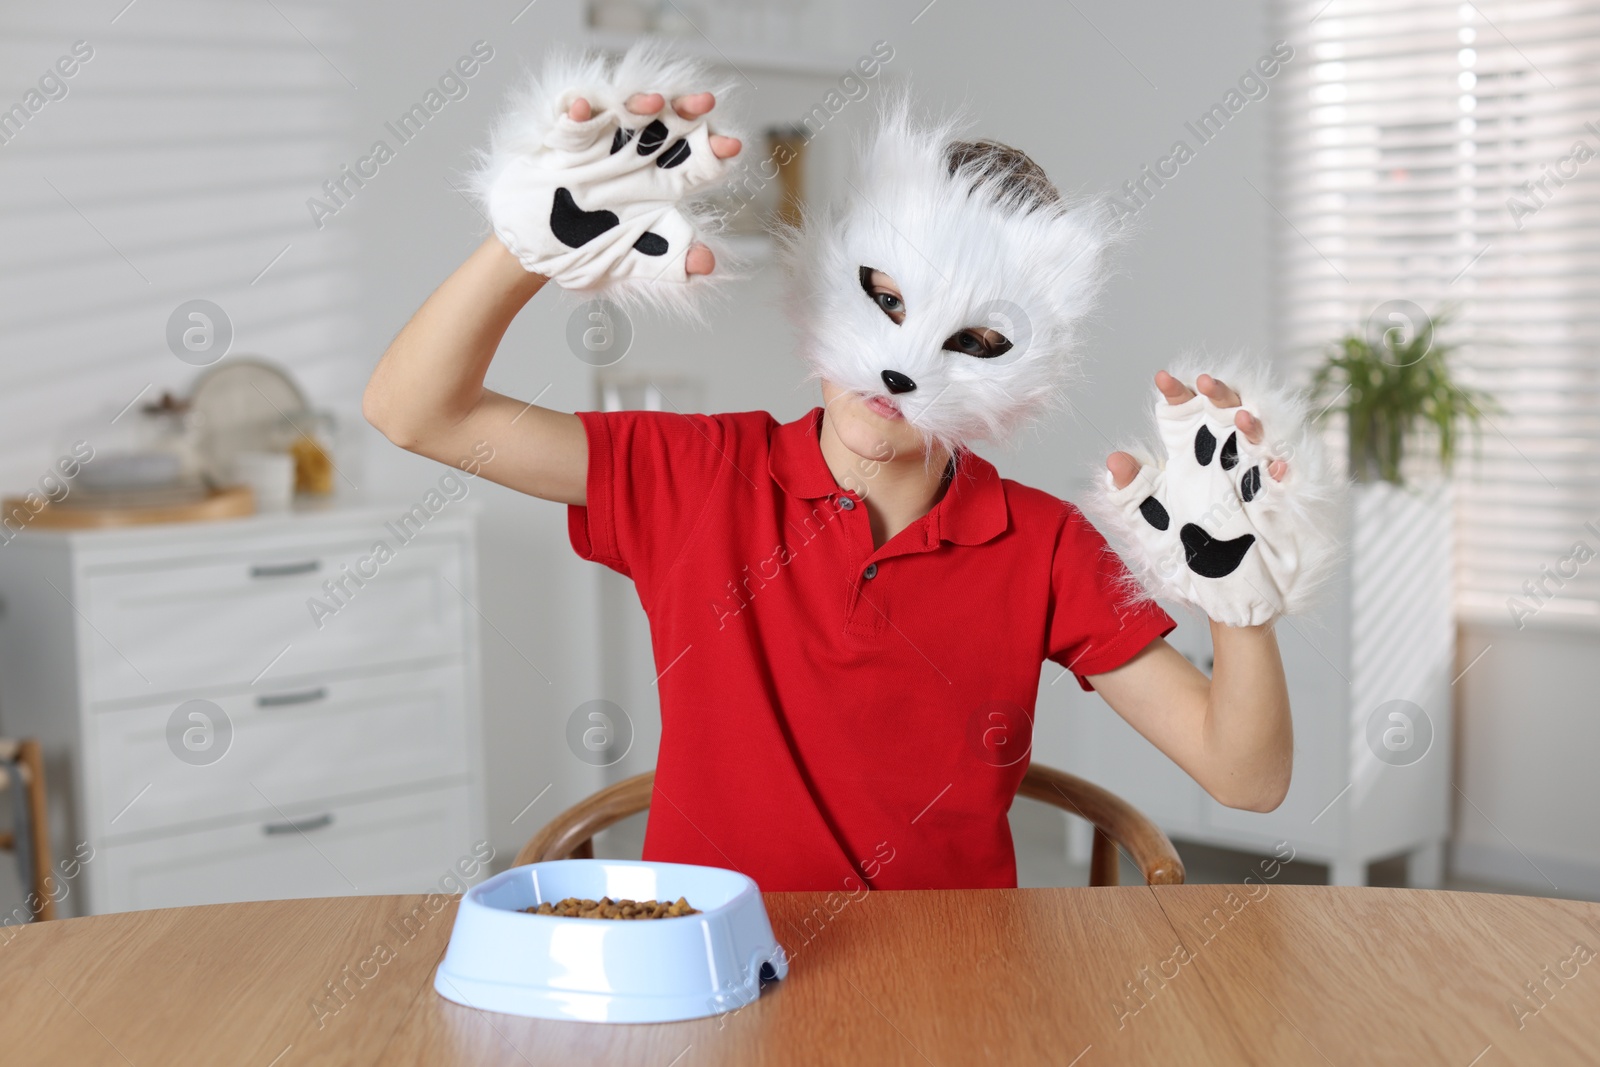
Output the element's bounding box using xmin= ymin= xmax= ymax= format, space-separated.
xmin=523 ymin=896 xmax=700 ymax=919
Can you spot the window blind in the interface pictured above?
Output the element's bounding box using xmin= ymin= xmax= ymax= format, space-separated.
xmin=1272 ymin=0 xmax=1600 ymax=629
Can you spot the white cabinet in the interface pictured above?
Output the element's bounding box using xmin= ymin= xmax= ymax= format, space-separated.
xmin=78 ymin=537 xmax=466 ymax=700
xmin=98 ymin=784 xmax=475 ymax=911
xmin=88 ymin=664 xmax=471 ymax=837
xmin=1047 ymin=482 xmax=1454 ymax=886
xmin=0 ymin=503 xmax=487 ymax=915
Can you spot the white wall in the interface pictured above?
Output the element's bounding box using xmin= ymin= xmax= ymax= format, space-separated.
xmin=1453 ymin=621 xmax=1600 ymax=897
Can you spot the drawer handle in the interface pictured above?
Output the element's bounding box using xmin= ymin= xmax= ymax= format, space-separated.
xmin=257 ymin=687 xmax=328 ymax=708
xmin=263 ymin=812 xmax=334 ymax=836
xmin=250 ymin=560 xmax=320 ymax=579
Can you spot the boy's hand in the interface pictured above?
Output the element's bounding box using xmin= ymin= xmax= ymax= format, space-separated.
xmin=1087 ymin=363 xmax=1341 ymax=628
xmin=476 ymin=46 xmax=744 ymax=315
xmin=556 ymin=90 xmax=742 ymax=277
xmin=1107 ymin=372 xmax=1288 ymax=488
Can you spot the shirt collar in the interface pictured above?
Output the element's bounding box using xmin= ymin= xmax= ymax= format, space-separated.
xmin=768 ymin=407 xmax=1009 ymax=547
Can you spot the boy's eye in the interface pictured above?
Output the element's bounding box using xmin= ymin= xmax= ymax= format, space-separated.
xmin=943 ymin=329 xmax=1013 ymax=359
xmin=858 ymin=264 xmax=905 ymax=324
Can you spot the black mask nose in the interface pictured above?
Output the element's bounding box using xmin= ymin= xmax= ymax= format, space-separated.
xmin=881 ymin=369 xmax=917 ymax=395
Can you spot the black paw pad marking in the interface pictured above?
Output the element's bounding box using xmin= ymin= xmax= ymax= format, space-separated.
xmin=1241 ymin=465 xmax=1262 ymax=503
xmin=1195 ymin=425 xmax=1216 ymax=466
xmin=550 ymin=187 xmax=619 ymax=248
xmin=610 ymin=127 xmax=634 ymax=154
xmin=1220 ymin=431 xmax=1239 ymax=471
xmin=633 ymin=232 xmax=669 ymax=256
xmin=637 ymin=119 xmax=669 ymax=154
xmin=1139 ymin=495 xmax=1170 ymax=531
xmin=656 ymin=138 xmax=690 ymax=169
xmin=552 ymin=186 xmax=670 ymax=257
xmin=1179 ymin=523 xmax=1257 ymax=579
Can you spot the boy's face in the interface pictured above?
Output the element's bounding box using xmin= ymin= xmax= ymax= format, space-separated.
xmin=782 ymin=104 xmax=1112 ymax=453
xmin=820 ymin=269 xmax=1010 ymax=464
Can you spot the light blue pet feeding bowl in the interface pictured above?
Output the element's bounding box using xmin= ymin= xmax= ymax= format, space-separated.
xmin=433 ymin=859 xmax=789 ymax=1023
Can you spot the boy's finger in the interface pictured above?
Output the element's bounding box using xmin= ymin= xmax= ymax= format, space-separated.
xmin=568 ymin=96 xmax=593 ymax=121
xmin=1107 ymin=451 xmax=1142 ymax=490
xmin=1197 ymin=373 xmax=1242 ymax=408
xmin=625 ymin=92 xmax=665 ymax=114
xmin=685 ymin=243 xmax=715 ymax=276
xmin=710 ymin=135 xmax=742 ymax=159
xmin=672 ymin=91 xmax=715 ymax=119
xmin=1155 ymin=370 xmax=1196 ymax=405
xmin=1235 ymin=409 xmax=1265 ymax=445
xmin=1268 ymin=459 xmax=1288 ymax=482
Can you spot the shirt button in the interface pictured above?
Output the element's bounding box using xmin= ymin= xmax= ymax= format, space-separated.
xmin=838 ymin=496 xmax=856 ymax=511
xmin=863 ymin=563 xmax=878 ymax=579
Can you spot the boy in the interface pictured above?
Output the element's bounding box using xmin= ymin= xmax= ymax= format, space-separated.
xmin=365 ymin=50 xmax=1332 ymax=892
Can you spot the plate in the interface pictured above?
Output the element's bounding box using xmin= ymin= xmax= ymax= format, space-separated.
xmin=187 ymin=357 xmax=309 ymax=481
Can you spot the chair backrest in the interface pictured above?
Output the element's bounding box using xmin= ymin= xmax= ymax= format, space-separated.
xmin=0 ymin=738 xmax=56 ymax=921
xmin=515 ymin=764 xmax=1184 ymax=886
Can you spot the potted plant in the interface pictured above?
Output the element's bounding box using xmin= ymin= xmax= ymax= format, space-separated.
xmin=1309 ymin=306 xmax=1495 ymax=485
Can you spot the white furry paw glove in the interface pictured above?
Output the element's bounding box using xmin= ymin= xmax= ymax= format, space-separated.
xmin=472 ymin=45 xmax=738 ymax=315
xmin=1088 ymin=365 xmax=1340 ymax=628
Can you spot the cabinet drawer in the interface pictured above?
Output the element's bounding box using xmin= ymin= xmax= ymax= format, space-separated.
xmin=92 ymin=665 xmax=470 ymax=837
xmin=80 ymin=536 xmax=467 ymax=700
xmin=94 ymin=783 xmax=477 ymax=912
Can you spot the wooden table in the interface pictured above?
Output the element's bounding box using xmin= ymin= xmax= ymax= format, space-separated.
xmin=5 ymin=885 xmax=1599 ymax=1065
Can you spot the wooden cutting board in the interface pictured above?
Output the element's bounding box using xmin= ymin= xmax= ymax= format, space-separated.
xmin=1 ymin=484 xmax=255 ymax=530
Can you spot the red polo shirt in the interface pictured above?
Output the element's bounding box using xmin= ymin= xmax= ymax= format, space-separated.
xmin=568 ymin=406 xmax=1174 ymax=892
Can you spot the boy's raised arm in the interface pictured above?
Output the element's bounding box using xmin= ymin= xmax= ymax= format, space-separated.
xmin=364 ymin=45 xmax=742 ymax=505
xmin=363 ymin=237 xmax=589 ymax=506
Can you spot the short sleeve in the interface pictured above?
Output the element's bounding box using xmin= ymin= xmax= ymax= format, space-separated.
xmin=567 ymin=409 xmax=731 ymax=599
xmin=1046 ymin=505 xmax=1176 ymax=691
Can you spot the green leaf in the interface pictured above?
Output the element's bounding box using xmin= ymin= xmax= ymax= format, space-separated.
xmin=1308 ymin=305 xmax=1496 ymax=487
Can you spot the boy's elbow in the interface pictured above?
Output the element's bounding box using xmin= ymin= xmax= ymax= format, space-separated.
xmin=1222 ymin=786 xmax=1288 ymax=814
xmin=363 ymin=381 xmax=421 ymax=452
xmin=1207 ymin=770 xmax=1291 ymax=814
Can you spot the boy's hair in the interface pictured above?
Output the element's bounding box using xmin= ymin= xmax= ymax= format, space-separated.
xmin=944 ymin=139 xmax=1061 ymax=213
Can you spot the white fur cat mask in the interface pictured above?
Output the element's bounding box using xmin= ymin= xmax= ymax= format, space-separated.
xmin=778 ymin=99 xmax=1116 ymax=452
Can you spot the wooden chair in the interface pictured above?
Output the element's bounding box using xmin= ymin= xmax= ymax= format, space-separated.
xmin=515 ymin=764 xmax=1185 ymax=886
xmin=0 ymin=738 xmax=55 ymax=921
